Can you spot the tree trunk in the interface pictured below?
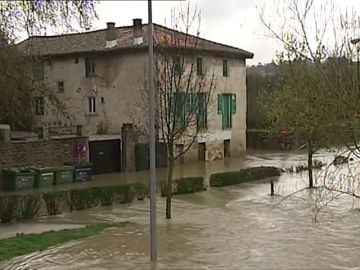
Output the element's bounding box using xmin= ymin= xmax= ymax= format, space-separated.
xmin=166 ymin=157 xmax=174 ymax=219
xmin=308 ymin=139 xmax=314 ymax=188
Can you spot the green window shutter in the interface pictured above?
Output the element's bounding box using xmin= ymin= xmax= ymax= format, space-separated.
xmin=218 ymin=94 xmax=223 ymax=114
xmin=173 ymin=92 xmax=186 ymax=128
xmin=168 ymin=92 xmax=174 ymax=119
xmin=231 ymin=94 xmax=236 ymax=114
xmin=185 ymin=93 xmax=192 ymax=114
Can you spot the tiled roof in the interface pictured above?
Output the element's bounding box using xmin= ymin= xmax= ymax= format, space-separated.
xmin=17 ymin=23 xmax=254 ymax=58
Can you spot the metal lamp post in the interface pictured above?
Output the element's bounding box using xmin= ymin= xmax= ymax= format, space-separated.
xmin=147 ymin=0 xmax=157 ymax=263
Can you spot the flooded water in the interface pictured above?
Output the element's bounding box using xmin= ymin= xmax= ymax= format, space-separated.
xmin=2 ymin=150 xmax=360 ymax=270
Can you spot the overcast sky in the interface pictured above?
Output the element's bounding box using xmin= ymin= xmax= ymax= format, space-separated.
xmin=91 ymin=0 xmax=359 ymax=65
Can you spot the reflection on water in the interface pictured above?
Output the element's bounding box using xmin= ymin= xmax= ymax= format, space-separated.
xmin=2 ymin=150 xmax=360 ymax=270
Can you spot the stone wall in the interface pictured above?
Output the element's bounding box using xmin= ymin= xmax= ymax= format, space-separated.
xmin=0 ymin=136 xmax=89 ymax=171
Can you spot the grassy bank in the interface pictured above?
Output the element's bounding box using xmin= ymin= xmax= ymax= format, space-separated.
xmin=0 ymin=223 xmax=124 ymax=262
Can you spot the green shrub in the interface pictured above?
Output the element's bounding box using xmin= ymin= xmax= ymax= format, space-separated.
xmin=69 ymin=188 xmax=100 ymax=211
xmin=210 ymin=166 xmax=281 ymax=187
xmin=0 ymin=195 xmax=21 ymax=223
xmin=161 ymin=177 xmax=206 ymax=196
xmin=113 ymin=184 xmax=135 ymax=204
xmin=18 ymin=194 xmax=42 ymax=220
xmin=0 ymin=182 xmax=147 ymax=222
xmin=43 ymin=191 xmax=67 ymax=216
xmin=91 ymin=186 xmax=115 ymax=206
xmin=175 ymin=177 xmax=206 ymax=195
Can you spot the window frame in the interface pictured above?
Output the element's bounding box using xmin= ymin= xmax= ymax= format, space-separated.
xmin=87 ymin=96 xmax=96 ymax=114
xmin=34 ymin=96 xmax=45 ymax=116
xmin=223 ymin=59 xmax=229 ymax=77
xmin=57 ymin=81 xmax=64 ymax=93
xmin=196 ymin=57 xmax=203 ymax=76
xmin=85 ymin=57 xmax=96 ymax=77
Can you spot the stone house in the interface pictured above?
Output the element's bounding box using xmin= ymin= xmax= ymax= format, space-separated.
xmin=18 ymin=19 xmax=253 ymax=173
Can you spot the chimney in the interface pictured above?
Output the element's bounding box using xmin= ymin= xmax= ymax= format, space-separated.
xmin=105 ymin=22 xmax=117 ymax=48
xmin=133 ymin=18 xmax=143 ymax=45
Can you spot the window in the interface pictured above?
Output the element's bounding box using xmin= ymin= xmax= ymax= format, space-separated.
xmin=195 ymin=92 xmax=208 ymax=130
xmin=57 ymin=81 xmax=64 ymax=93
xmin=173 ymin=56 xmax=181 ymax=75
xmin=169 ymin=92 xmax=208 ymax=130
xmin=34 ymin=97 xmax=44 ymax=116
xmin=223 ymin=59 xmax=228 ymax=77
xmin=88 ymin=97 xmax=96 ymax=114
xmin=101 ymin=97 xmax=105 ymax=104
xmin=196 ymin=57 xmax=203 ymax=76
xmin=218 ymin=93 xmax=236 ymax=129
xmin=85 ymin=57 xmax=96 ymax=77
xmin=74 ymin=57 xmax=79 ymax=64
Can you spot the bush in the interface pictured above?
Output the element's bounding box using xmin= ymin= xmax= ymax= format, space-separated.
xmin=43 ymin=191 xmax=67 ymax=216
xmin=0 ymin=195 xmax=21 ymax=223
xmin=112 ymin=184 xmax=135 ymax=204
xmin=210 ymin=166 xmax=281 ymax=187
xmin=18 ymin=194 xmax=42 ymax=220
xmin=68 ymin=188 xmax=98 ymax=211
xmin=0 ymin=182 xmax=149 ymax=222
xmin=161 ymin=177 xmax=206 ymax=196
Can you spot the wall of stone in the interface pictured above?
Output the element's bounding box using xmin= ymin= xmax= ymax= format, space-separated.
xmin=0 ymin=136 xmax=89 ymax=171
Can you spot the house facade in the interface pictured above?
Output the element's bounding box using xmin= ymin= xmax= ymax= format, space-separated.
xmin=19 ymin=19 xmax=253 ymax=171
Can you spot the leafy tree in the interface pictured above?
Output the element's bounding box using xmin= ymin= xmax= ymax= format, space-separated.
xmin=0 ymin=0 xmax=97 ymax=130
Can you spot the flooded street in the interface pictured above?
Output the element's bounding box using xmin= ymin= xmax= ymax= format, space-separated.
xmin=2 ymin=151 xmax=360 ymax=270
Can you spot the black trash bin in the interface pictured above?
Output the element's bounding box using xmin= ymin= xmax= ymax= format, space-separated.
xmin=64 ymin=162 xmax=93 ymax=183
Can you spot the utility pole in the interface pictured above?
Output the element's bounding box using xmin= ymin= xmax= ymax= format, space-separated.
xmin=148 ymin=0 xmax=157 ymax=262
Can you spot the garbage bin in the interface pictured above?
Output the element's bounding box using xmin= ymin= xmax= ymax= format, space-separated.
xmin=64 ymin=162 xmax=93 ymax=183
xmin=31 ymin=166 xmax=56 ymax=188
xmin=2 ymin=167 xmax=36 ymax=191
xmin=54 ymin=166 xmax=74 ymax=185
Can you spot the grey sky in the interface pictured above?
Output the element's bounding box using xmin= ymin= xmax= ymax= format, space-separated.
xmin=93 ymin=0 xmax=360 ymax=65
xmin=93 ymin=0 xmax=279 ymax=65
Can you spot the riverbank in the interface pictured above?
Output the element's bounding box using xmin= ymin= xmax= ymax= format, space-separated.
xmin=0 ymin=223 xmax=126 ymax=262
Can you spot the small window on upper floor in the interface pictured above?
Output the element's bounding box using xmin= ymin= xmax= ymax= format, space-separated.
xmin=196 ymin=57 xmax=203 ymax=76
xmin=173 ymin=56 xmax=182 ymax=75
xmin=34 ymin=97 xmax=45 ymax=116
xmin=57 ymin=81 xmax=64 ymax=93
xmin=88 ymin=97 xmax=96 ymax=114
xmin=223 ymin=59 xmax=229 ymax=77
xmin=85 ymin=57 xmax=96 ymax=77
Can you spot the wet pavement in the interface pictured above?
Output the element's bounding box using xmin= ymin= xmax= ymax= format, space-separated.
xmin=1 ymin=150 xmax=360 ymax=270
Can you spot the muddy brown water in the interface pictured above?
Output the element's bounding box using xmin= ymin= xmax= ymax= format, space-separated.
xmin=2 ymin=150 xmax=360 ymax=270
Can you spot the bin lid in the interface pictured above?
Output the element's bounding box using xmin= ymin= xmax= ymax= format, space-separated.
xmin=64 ymin=162 xmax=93 ymax=167
xmin=55 ymin=165 xmax=74 ymax=171
xmin=29 ymin=166 xmax=57 ymax=172
xmin=3 ymin=167 xmax=35 ymax=173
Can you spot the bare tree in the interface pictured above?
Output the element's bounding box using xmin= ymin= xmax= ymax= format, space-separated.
xmin=132 ymin=4 xmax=216 ymax=219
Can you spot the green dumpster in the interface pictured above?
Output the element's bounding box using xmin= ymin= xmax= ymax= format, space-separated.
xmin=64 ymin=162 xmax=93 ymax=183
xmin=54 ymin=166 xmax=74 ymax=185
xmin=2 ymin=167 xmax=36 ymax=191
xmin=31 ymin=166 xmax=56 ymax=188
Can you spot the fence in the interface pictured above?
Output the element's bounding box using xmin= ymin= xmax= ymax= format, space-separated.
xmin=9 ymin=126 xmax=83 ymax=141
